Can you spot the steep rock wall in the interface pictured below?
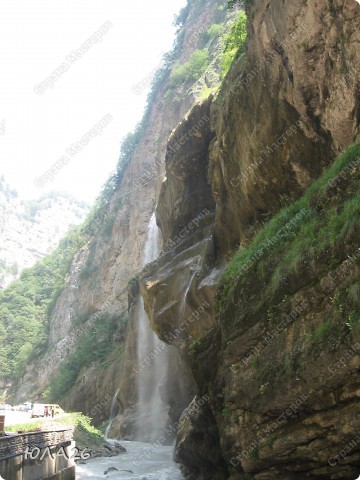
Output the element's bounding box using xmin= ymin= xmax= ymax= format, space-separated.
xmin=211 ymin=0 xmax=359 ymax=254
xmin=141 ymin=0 xmax=360 ymax=478
xmin=103 ymin=0 xmax=235 ymax=436
xmin=142 ymin=99 xmax=217 ymax=345
xmin=13 ymin=0 xmax=231 ymax=426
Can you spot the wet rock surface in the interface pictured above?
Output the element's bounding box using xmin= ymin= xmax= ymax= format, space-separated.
xmin=90 ymin=441 xmax=126 ymax=459
xmin=174 ymin=396 xmax=228 ymax=480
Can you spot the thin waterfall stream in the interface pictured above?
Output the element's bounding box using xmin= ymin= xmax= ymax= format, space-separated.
xmin=134 ymin=213 xmax=171 ymax=443
xmin=104 ymin=389 xmax=120 ymax=443
xmin=77 ymin=213 xmax=182 ymax=478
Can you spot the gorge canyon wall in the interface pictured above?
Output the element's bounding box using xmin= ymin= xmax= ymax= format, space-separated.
xmin=141 ymin=0 xmax=360 ymax=479
xmin=12 ymin=0 xmax=360 ymax=479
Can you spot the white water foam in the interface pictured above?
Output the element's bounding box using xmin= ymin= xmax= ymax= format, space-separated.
xmin=76 ymin=440 xmax=182 ymax=480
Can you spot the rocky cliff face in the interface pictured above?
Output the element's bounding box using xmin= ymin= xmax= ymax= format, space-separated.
xmin=11 ymin=0 xmax=359 ymax=477
xmin=210 ymin=0 xmax=359 ymax=255
xmin=142 ymin=98 xmax=217 ymax=346
xmin=106 ymin=0 xmax=232 ymax=438
xmin=141 ymin=0 xmax=360 ymax=479
xmin=13 ymin=0 xmax=231 ymax=425
xmin=0 ymin=182 xmax=88 ymax=289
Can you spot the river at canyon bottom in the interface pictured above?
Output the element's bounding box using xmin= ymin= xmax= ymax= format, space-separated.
xmin=76 ymin=440 xmax=183 ymax=480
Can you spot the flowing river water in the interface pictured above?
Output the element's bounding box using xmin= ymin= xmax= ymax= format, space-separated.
xmin=76 ymin=440 xmax=182 ymax=480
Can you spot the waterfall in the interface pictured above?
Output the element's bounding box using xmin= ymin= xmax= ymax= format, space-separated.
xmin=134 ymin=297 xmax=170 ymax=442
xmin=134 ymin=212 xmax=171 ymax=442
xmin=179 ymin=268 xmax=197 ymax=319
xmin=104 ymin=389 xmax=120 ymax=443
xmin=93 ymin=212 xmax=192 ymax=478
xmin=104 ymin=212 xmax=191 ymax=445
xmin=143 ymin=212 xmax=160 ymax=265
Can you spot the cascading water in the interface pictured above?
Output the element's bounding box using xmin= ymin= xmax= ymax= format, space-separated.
xmin=104 ymin=213 xmax=172 ymax=445
xmin=179 ymin=268 xmax=197 ymax=319
xmin=76 ymin=440 xmax=183 ymax=480
xmin=134 ymin=213 xmax=171 ymax=442
xmin=105 ymin=389 xmax=120 ymax=444
xmin=134 ymin=296 xmax=170 ymax=442
xmin=143 ymin=212 xmax=160 ymax=266
xmin=77 ymin=213 xmax=189 ymax=479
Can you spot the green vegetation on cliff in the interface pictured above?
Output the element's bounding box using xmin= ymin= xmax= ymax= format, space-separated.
xmin=219 ymin=143 xmax=360 ymax=312
xmin=0 ymin=176 xmax=127 ymax=387
xmin=0 ymin=227 xmax=87 ymax=383
xmin=169 ymin=7 xmax=247 ymax=91
xmin=170 ymin=49 xmax=210 ymax=86
xmin=199 ymin=23 xmax=224 ymax=47
xmin=228 ymin=0 xmax=253 ymax=9
xmin=221 ymin=11 xmax=247 ymax=76
xmin=0 ymin=0 xmax=234 ymax=399
xmin=47 ymin=313 xmax=126 ymax=401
